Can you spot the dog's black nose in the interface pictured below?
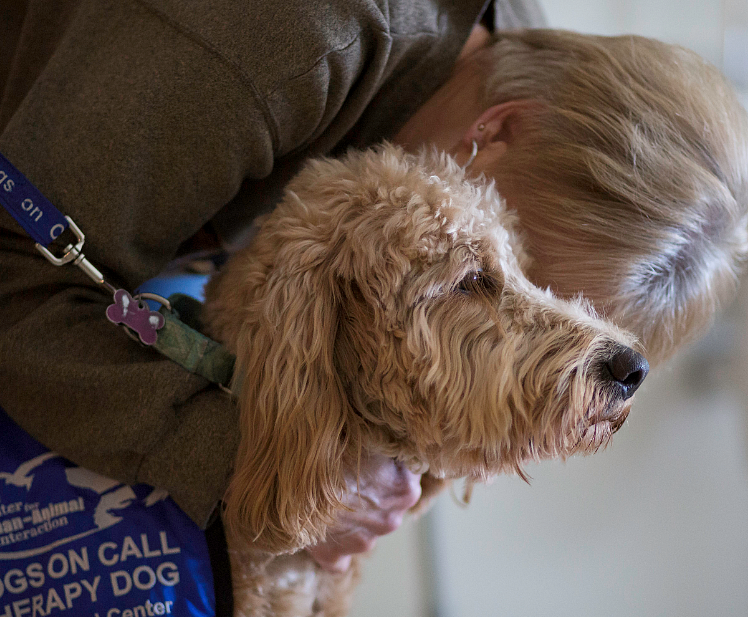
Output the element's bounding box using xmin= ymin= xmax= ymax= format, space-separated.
xmin=603 ymin=346 xmax=649 ymax=400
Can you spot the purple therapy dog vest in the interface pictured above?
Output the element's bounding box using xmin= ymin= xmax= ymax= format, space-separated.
xmin=0 ymin=407 xmax=217 ymax=617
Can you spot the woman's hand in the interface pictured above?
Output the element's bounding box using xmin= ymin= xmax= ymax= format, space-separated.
xmin=305 ymin=453 xmax=422 ymax=573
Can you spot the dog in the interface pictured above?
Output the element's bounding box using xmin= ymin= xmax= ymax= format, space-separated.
xmin=202 ymin=144 xmax=649 ymax=616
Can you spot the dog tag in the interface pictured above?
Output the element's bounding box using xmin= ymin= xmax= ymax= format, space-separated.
xmin=106 ymin=289 xmax=166 ymax=345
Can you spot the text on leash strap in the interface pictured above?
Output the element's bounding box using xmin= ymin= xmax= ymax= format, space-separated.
xmin=0 ymin=154 xmax=68 ymax=246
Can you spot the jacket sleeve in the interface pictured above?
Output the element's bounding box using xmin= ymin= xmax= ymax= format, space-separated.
xmin=0 ymin=0 xmax=320 ymax=527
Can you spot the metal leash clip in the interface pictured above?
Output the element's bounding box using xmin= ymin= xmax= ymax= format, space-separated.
xmin=35 ymin=215 xmax=118 ymax=296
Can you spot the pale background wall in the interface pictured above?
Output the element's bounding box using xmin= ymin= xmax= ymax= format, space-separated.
xmin=349 ymin=1 xmax=748 ymax=616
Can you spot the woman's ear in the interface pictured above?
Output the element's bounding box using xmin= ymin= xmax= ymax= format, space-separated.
xmin=461 ymin=100 xmax=540 ymax=163
xmin=205 ymin=208 xmax=354 ymax=554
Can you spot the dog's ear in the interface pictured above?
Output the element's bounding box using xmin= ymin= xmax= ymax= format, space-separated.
xmin=204 ymin=214 xmax=353 ymax=555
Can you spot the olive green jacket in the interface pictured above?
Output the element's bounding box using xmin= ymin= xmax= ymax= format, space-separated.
xmin=0 ymin=0 xmax=544 ymax=527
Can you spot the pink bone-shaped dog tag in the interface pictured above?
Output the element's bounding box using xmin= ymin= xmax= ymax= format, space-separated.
xmin=105 ymin=289 xmax=165 ymax=345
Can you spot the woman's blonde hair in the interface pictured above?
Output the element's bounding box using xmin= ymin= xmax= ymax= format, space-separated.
xmin=479 ymin=30 xmax=748 ymax=364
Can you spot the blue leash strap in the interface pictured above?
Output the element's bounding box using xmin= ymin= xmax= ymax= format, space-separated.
xmin=0 ymin=152 xmax=69 ymax=246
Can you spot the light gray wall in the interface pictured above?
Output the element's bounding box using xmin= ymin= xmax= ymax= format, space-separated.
xmin=428 ymin=356 xmax=748 ymax=617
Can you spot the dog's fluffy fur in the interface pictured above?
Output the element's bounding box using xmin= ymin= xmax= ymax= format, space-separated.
xmin=203 ymin=144 xmax=647 ymax=616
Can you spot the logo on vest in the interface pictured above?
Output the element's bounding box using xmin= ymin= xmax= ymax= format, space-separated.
xmin=0 ymin=410 xmax=215 ymax=617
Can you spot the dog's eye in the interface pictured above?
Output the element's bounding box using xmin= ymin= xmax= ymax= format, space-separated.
xmin=456 ymin=269 xmax=492 ymax=295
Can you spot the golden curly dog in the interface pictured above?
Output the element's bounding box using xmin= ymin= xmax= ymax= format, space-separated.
xmin=202 ymin=144 xmax=648 ymax=616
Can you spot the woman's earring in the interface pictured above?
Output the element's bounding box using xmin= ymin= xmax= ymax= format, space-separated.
xmin=463 ymin=139 xmax=479 ymax=169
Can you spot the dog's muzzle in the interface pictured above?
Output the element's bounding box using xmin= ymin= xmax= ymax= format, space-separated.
xmin=601 ymin=345 xmax=649 ymax=400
